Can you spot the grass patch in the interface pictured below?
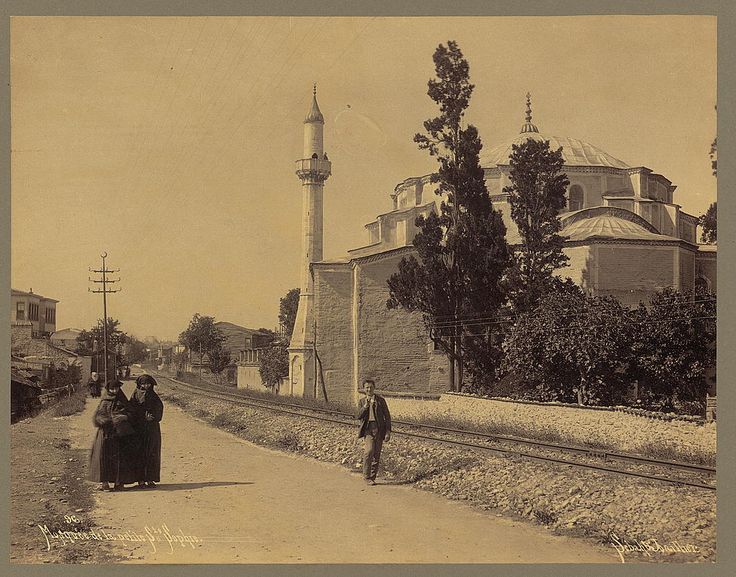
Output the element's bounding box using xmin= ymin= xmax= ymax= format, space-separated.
xmin=50 ymin=386 xmax=88 ymax=417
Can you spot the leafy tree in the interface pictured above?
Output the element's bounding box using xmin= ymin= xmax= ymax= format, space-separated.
xmin=178 ymin=313 xmax=225 ymax=376
xmin=279 ymin=288 xmax=300 ymax=342
xmin=504 ymin=285 xmax=632 ymax=406
xmin=173 ymin=350 xmax=188 ymax=372
xmin=124 ymin=336 xmax=148 ymax=364
xmin=699 ymin=202 xmax=716 ymax=244
xmin=386 ymin=41 xmax=511 ymax=391
xmin=629 ymin=288 xmax=716 ymax=411
xmin=259 ymin=289 xmax=297 ymax=390
xmin=259 ymin=341 xmax=289 ymax=390
xmin=503 ymin=138 xmax=570 ymax=313
xmin=207 ymin=343 xmax=232 ymax=385
xmin=76 ymin=318 xmax=128 ymax=379
xmin=76 ymin=318 xmax=127 ymax=355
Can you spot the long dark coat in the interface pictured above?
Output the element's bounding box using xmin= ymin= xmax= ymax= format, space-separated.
xmin=130 ymin=388 xmax=164 ymax=482
xmin=88 ymin=388 xmax=139 ymax=484
xmin=356 ymin=394 xmax=392 ymax=441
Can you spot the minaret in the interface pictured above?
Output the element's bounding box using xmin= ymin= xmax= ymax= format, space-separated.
xmin=288 ymin=85 xmax=331 ymax=398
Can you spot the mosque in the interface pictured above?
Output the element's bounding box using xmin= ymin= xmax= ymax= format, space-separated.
xmin=287 ymin=90 xmax=717 ymax=406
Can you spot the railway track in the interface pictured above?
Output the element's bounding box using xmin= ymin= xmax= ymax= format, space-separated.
xmin=156 ymin=373 xmax=716 ymax=491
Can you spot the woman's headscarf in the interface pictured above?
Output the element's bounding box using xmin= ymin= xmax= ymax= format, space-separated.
xmin=133 ymin=374 xmax=158 ymax=404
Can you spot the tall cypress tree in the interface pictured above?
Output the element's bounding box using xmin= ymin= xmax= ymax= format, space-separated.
xmin=503 ymin=137 xmax=570 ymax=313
xmin=387 ymin=41 xmax=510 ymax=391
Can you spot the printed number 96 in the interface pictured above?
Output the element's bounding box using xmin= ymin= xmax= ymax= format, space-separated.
xmin=64 ymin=515 xmax=81 ymax=524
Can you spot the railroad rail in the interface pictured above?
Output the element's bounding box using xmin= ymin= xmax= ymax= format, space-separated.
xmin=155 ymin=373 xmax=716 ymax=491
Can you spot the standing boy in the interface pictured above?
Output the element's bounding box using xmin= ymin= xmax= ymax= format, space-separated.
xmin=356 ymin=379 xmax=391 ymax=485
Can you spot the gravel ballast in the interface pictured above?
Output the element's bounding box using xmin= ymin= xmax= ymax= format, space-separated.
xmin=389 ymin=394 xmax=716 ymax=466
xmin=158 ymin=383 xmax=716 ymax=563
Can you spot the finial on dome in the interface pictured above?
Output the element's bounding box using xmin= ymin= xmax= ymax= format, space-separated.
xmin=313 ymin=82 xmax=317 ymax=96
xmin=520 ymin=92 xmax=539 ymax=134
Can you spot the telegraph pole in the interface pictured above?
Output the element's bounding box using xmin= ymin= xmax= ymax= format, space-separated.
xmin=89 ymin=252 xmax=121 ymax=388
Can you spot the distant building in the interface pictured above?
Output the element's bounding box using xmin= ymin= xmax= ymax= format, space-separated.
xmin=211 ymin=321 xmax=271 ymax=386
xmin=11 ymin=288 xmax=58 ymax=337
xmin=50 ymin=328 xmax=82 ymax=351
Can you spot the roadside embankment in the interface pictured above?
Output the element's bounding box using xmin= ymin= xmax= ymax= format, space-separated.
xmin=389 ymin=394 xmax=716 ymax=466
xmin=11 ymin=398 xmax=121 ymax=564
xmin=157 ymin=381 xmax=716 ymax=563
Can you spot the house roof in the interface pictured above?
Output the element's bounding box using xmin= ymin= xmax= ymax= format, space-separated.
xmin=11 ymin=369 xmax=42 ymax=389
xmin=11 ymin=288 xmax=59 ymax=303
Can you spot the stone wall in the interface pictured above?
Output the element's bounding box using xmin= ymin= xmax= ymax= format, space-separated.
xmin=237 ymin=365 xmax=272 ymax=393
xmin=356 ymin=254 xmax=445 ymax=395
xmin=314 ymin=265 xmax=355 ymax=405
xmin=11 ymin=322 xmax=33 ymax=354
xmin=679 ymin=249 xmax=696 ymax=293
xmin=596 ymin=244 xmax=675 ymax=306
xmin=561 ymin=245 xmax=594 ymax=289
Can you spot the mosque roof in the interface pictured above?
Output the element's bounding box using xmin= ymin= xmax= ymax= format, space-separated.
xmin=560 ymin=208 xmax=680 ymax=243
xmin=481 ymin=134 xmax=630 ymax=169
xmin=479 ymin=93 xmax=630 ymax=169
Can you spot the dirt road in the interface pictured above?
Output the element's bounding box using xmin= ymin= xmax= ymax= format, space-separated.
xmin=69 ymin=381 xmax=617 ymax=563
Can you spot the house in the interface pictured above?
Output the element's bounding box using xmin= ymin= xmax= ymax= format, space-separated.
xmin=11 ymin=288 xmax=58 ymax=337
xmin=50 ymin=328 xmax=83 ymax=352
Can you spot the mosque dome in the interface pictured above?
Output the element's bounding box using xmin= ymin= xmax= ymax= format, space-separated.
xmin=560 ymin=208 xmax=679 ymax=242
xmin=480 ymin=93 xmax=629 ymax=169
xmin=481 ymin=134 xmax=630 ymax=169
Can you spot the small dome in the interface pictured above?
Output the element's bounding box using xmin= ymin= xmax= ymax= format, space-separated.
xmin=561 ymin=213 xmax=673 ymax=242
xmin=481 ymin=133 xmax=630 ymax=169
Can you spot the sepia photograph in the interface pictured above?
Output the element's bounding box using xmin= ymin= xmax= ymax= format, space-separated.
xmin=6 ymin=8 xmax=723 ymax=569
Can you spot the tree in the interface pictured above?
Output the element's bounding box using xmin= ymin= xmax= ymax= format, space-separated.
xmin=178 ymin=314 xmax=225 ymax=378
xmin=386 ymin=41 xmax=511 ymax=391
xmin=629 ymin=288 xmax=716 ymax=411
xmin=259 ymin=341 xmax=289 ymax=390
xmin=124 ymin=336 xmax=148 ymax=364
xmin=259 ymin=289 xmax=297 ymax=391
xmin=279 ymin=288 xmax=300 ymax=342
xmin=76 ymin=318 xmax=128 ymax=379
xmin=504 ymin=286 xmax=632 ymax=406
xmin=207 ymin=343 xmax=232 ymax=385
xmin=699 ymin=202 xmax=716 ymax=244
xmin=503 ymin=138 xmax=570 ymax=313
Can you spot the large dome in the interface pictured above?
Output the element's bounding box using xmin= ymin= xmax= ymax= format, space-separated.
xmin=480 ymin=132 xmax=630 ymax=169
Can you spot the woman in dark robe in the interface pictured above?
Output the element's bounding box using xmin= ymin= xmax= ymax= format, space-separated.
xmin=130 ymin=374 xmax=164 ymax=488
xmin=88 ymin=380 xmax=138 ymax=491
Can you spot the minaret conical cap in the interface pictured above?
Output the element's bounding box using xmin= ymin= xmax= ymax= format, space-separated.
xmin=304 ymin=83 xmax=324 ymax=124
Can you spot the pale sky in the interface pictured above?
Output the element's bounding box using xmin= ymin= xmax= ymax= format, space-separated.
xmin=10 ymin=16 xmax=717 ymax=341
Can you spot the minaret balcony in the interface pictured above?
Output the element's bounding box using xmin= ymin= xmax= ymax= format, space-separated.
xmin=296 ymin=158 xmax=332 ymax=182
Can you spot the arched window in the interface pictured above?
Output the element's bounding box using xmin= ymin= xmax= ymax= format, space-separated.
xmin=695 ymin=276 xmax=712 ymax=295
xmin=568 ymin=185 xmax=584 ymax=211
